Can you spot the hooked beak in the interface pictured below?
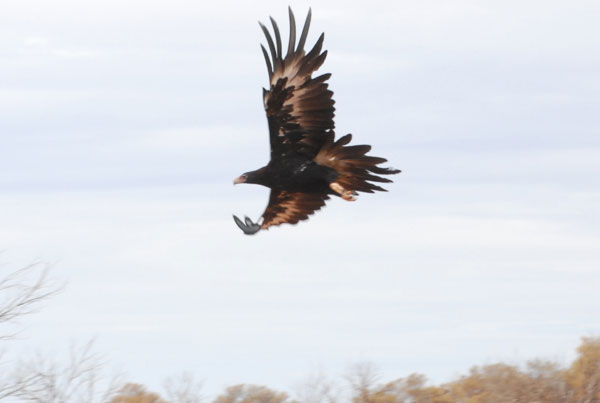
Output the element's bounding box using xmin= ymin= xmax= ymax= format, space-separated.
xmin=233 ymin=175 xmax=247 ymax=185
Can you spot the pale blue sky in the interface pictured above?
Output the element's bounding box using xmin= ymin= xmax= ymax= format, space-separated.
xmin=1 ymin=0 xmax=599 ymax=398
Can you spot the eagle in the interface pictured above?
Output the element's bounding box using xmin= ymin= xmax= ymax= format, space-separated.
xmin=233 ymin=8 xmax=400 ymax=235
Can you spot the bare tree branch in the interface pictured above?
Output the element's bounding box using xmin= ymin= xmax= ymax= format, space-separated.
xmin=0 ymin=340 xmax=122 ymax=402
xmin=293 ymin=370 xmax=340 ymax=403
xmin=0 ymin=262 xmax=63 ymax=340
xmin=163 ymin=372 xmax=204 ymax=403
xmin=344 ymin=362 xmax=380 ymax=403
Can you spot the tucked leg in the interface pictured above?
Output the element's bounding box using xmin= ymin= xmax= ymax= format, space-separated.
xmin=329 ymin=182 xmax=356 ymax=201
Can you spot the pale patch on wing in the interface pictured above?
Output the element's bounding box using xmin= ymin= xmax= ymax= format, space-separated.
xmin=271 ymin=54 xmax=306 ymax=89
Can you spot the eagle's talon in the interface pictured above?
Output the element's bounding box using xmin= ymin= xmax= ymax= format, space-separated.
xmin=233 ymin=215 xmax=262 ymax=235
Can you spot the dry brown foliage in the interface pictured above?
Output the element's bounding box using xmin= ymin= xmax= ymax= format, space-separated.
xmin=214 ymin=384 xmax=290 ymax=403
xmin=111 ymin=383 xmax=166 ymax=403
xmin=346 ymin=337 xmax=600 ymax=403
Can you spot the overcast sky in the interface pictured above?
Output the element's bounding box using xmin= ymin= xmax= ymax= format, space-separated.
xmin=1 ymin=0 xmax=599 ymax=398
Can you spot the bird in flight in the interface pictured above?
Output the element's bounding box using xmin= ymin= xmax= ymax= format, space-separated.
xmin=233 ymin=7 xmax=400 ymax=235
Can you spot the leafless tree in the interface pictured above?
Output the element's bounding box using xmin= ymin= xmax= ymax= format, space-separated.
xmin=164 ymin=372 xmax=205 ymax=403
xmin=0 ymin=262 xmax=62 ymax=340
xmin=0 ymin=263 xmax=122 ymax=401
xmin=293 ymin=370 xmax=340 ymax=403
xmin=345 ymin=362 xmax=380 ymax=403
xmin=0 ymin=339 xmax=122 ymax=402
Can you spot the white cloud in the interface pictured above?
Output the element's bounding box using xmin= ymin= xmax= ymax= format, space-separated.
xmin=24 ymin=36 xmax=49 ymax=46
xmin=144 ymin=126 xmax=261 ymax=151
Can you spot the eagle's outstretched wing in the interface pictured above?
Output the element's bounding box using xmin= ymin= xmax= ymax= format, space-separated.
xmin=261 ymin=190 xmax=329 ymax=230
xmin=260 ymin=8 xmax=335 ymax=160
xmin=233 ymin=191 xmax=329 ymax=235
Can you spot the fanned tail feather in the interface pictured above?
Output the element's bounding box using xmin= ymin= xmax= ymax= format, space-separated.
xmin=315 ymin=133 xmax=401 ymax=193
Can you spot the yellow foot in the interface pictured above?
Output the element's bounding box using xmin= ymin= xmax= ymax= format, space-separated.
xmin=330 ymin=182 xmax=356 ymax=201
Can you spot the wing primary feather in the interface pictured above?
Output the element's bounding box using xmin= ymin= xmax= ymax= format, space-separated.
xmin=269 ymin=16 xmax=282 ymax=61
xmin=286 ymin=7 xmax=296 ymax=58
xmin=296 ymin=8 xmax=312 ymax=52
xmin=306 ymin=73 xmax=331 ymax=86
xmin=259 ymin=22 xmax=277 ymax=69
xmin=260 ymin=44 xmax=273 ymax=79
xmin=305 ymin=33 xmax=324 ymax=60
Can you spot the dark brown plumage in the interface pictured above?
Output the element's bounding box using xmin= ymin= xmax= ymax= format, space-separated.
xmin=233 ymin=7 xmax=400 ymax=235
